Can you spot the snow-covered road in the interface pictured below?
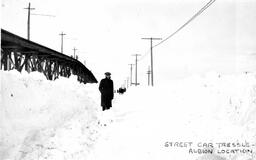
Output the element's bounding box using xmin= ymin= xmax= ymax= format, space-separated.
xmin=88 ymin=75 xmax=256 ymax=160
xmin=1 ymin=71 xmax=256 ymax=160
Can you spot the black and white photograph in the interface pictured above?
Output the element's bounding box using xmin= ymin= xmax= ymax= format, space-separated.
xmin=1 ymin=0 xmax=256 ymax=159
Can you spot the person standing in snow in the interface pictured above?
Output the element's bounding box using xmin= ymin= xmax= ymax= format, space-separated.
xmin=99 ymin=72 xmax=114 ymax=111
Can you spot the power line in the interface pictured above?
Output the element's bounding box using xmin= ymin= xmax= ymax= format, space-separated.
xmin=154 ymin=0 xmax=216 ymax=48
xmin=125 ymin=0 xmax=216 ymax=85
xmin=138 ymin=49 xmax=150 ymax=61
xmin=135 ymin=0 xmax=216 ymax=87
xmin=138 ymin=0 xmax=216 ymax=61
xmin=31 ymin=13 xmax=55 ymax=17
xmin=24 ymin=3 xmax=56 ymax=40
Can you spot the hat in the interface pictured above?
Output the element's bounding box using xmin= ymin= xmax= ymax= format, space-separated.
xmin=105 ymin=72 xmax=111 ymax=76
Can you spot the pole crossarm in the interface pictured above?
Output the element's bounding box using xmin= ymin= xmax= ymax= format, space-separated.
xmin=141 ymin=38 xmax=162 ymax=40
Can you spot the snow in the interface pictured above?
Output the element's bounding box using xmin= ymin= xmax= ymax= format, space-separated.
xmin=0 ymin=70 xmax=101 ymax=160
xmin=1 ymin=70 xmax=256 ymax=160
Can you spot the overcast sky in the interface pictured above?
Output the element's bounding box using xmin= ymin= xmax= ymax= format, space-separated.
xmin=2 ymin=0 xmax=256 ymax=86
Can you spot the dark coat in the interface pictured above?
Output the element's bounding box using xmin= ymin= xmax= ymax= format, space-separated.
xmin=99 ymin=78 xmax=114 ymax=109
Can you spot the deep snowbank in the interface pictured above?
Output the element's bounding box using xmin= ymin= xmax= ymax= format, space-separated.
xmin=126 ymin=72 xmax=256 ymax=143
xmin=0 ymin=70 xmax=101 ymax=160
xmin=88 ymin=71 xmax=256 ymax=160
xmin=1 ymin=70 xmax=256 ymax=160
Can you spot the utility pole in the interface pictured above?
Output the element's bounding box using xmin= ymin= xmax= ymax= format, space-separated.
xmin=59 ymin=32 xmax=66 ymax=53
xmin=73 ymin=47 xmax=77 ymax=59
xmin=0 ymin=50 xmax=1 ymax=70
xmin=128 ymin=64 xmax=134 ymax=86
xmin=147 ymin=66 xmax=151 ymax=86
xmin=24 ymin=3 xmax=54 ymax=41
xmin=142 ymin=37 xmax=162 ymax=86
xmin=132 ymin=54 xmax=141 ymax=86
xmin=24 ymin=2 xmax=35 ymax=40
xmin=124 ymin=80 xmax=126 ymax=88
xmin=127 ymin=77 xmax=129 ymax=88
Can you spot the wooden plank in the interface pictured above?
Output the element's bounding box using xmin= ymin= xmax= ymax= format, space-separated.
xmin=37 ymin=60 xmax=44 ymax=73
xmin=48 ymin=61 xmax=53 ymax=80
xmin=18 ymin=55 xmax=27 ymax=72
xmin=7 ymin=52 xmax=13 ymax=70
xmin=1 ymin=45 xmax=22 ymax=49
xmin=30 ymin=55 xmax=37 ymax=71
xmin=14 ymin=52 xmax=19 ymax=70
xmin=52 ymin=61 xmax=59 ymax=80
xmin=4 ymin=50 xmax=10 ymax=71
xmin=25 ymin=55 xmax=29 ymax=72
